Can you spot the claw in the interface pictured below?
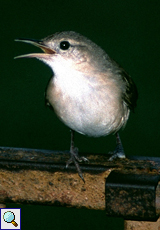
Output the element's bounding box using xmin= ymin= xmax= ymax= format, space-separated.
xmin=66 ymin=130 xmax=88 ymax=182
xmin=66 ymin=151 xmax=88 ymax=183
xmin=108 ymin=133 xmax=126 ymax=161
xmin=108 ymin=151 xmax=125 ymax=161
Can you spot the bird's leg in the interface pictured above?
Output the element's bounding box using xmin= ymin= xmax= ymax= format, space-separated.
xmin=66 ymin=130 xmax=89 ymax=182
xmin=108 ymin=133 xmax=126 ymax=161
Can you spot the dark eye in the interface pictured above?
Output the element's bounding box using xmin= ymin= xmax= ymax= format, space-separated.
xmin=60 ymin=41 xmax=70 ymax=50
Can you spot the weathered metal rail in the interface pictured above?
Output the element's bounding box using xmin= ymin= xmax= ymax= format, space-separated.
xmin=0 ymin=146 xmax=160 ymax=229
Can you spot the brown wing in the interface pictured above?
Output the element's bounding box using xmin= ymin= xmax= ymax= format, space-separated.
xmin=120 ymin=68 xmax=138 ymax=112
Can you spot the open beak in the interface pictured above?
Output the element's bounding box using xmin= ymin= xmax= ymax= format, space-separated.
xmin=14 ymin=38 xmax=56 ymax=59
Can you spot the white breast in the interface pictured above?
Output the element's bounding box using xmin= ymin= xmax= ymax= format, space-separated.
xmin=46 ymin=56 xmax=129 ymax=137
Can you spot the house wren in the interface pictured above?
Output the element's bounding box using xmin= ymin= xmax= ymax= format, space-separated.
xmin=15 ymin=31 xmax=138 ymax=182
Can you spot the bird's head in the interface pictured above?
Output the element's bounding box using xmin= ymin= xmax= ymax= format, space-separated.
xmin=15 ymin=31 xmax=108 ymax=74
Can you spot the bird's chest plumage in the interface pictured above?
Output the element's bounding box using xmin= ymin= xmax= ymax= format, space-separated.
xmin=46 ymin=68 xmax=126 ymax=137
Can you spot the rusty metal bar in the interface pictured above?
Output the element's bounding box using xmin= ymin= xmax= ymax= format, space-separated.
xmin=124 ymin=218 xmax=160 ymax=230
xmin=105 ymin=171 xmax=160 ymax=221
xmin=0 ymin=146 xmax=160 ymax=219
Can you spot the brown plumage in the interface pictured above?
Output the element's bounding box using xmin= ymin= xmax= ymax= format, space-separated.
xmin=15 ymin=31 xmax=138 ymax=181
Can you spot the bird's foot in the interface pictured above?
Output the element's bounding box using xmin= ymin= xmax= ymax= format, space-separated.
xmin=108 ymin=149 xmax=126 ymax=161
xmin=108 ymin=133 xmax=126 ymax=161
xmin=66 ymin=147 xmax=89 ymax=182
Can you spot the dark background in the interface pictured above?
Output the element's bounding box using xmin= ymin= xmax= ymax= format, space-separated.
xmin=1 ymin=1 xmax=160 ymax=229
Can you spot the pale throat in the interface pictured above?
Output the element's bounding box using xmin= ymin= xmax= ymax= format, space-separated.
xmin=47 ymin=57 xmax=93 ymax=98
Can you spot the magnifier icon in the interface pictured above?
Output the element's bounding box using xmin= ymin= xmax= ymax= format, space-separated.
xmin=3 ymin=211 xmax=18 ymax=227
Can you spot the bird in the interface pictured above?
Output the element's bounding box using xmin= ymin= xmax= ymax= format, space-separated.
xmin=15 ymin=31 xmax=138 ymax=182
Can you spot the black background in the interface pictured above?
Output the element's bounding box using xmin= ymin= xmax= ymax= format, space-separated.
xmin=1 ymin=1 xmax=160 ymax=229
